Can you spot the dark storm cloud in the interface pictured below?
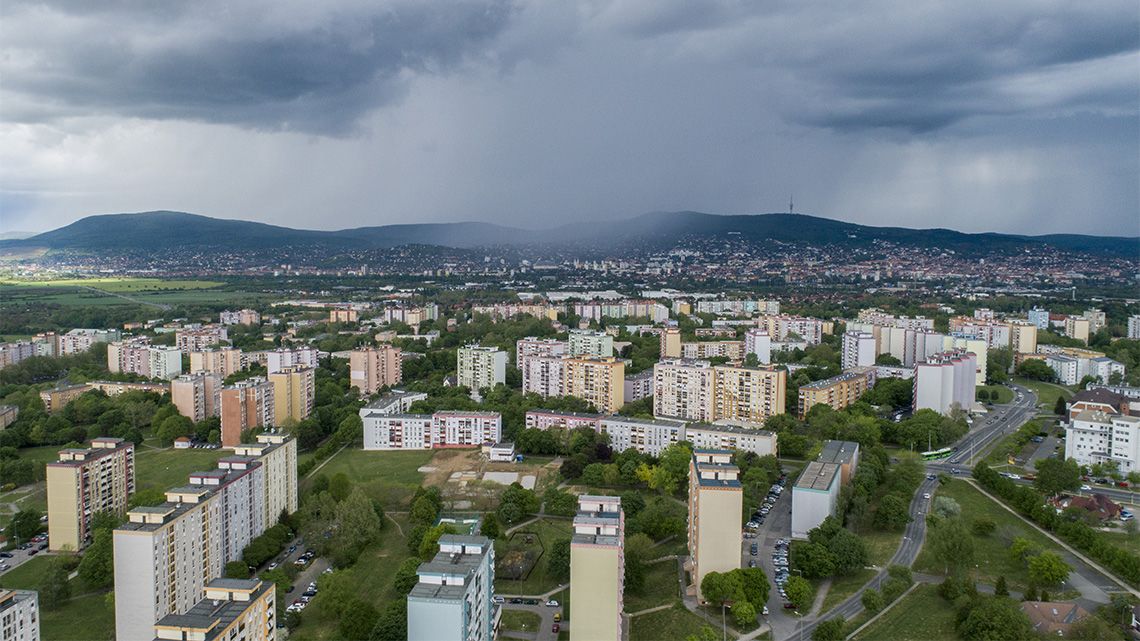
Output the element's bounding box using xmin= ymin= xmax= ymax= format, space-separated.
xmin=2 ymin=0 xmax=515 ymax=133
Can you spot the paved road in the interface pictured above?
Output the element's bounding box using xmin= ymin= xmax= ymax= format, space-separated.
xmin=745 ymin=483 xmax=797 ymax=640
xmin=783 ymin=385 xmax=1038 ymax=640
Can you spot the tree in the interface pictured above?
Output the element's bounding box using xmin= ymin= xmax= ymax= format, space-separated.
xmin=224 ymin=560 xmax=250 ymax=579
xmin=410 ymin=495 xmax=440 ymax=525
xmin=994 ymin=575 xmax=1009 ymax=597
xmin=418 ymin=524 xmax=450 ymax=561
xmin=1054 ymin=396 xmax=1068 ymax=415
xmin=792 ymin=542 xmax=836 ymax=579
xmin=480 ymin=513 xmax=501 ymax=539
xmin=371 ymin=599 xmax=408 ymax=641
xmin=77 ymin=529 xmax=114 ymax=588
xmin=1027 ymin=552 xmax=1070 ymax=587
xmin=958 ymin=596 xmax=1033 ymax=641
xmin=976 ymin=389 xmax=990 ymax=403
xmin=732 ymin=601 xmax=757 ymax=628
xmin=1023 ymin=585 xmax=1038 ymax=601
xmin=1066 ymin=615 xmax=1119 ymax=641
xmin=875 ymin=353 xmax=902 ymax=367
xmin=932 ymin=496 xmax=961 ymax=519
xmin=1035 ymin=458 xmax=1081 ymax=497
xmin=1015 ymin=359 xmax=1055 ymax=381
xmin=874 ymin=494 xmax=911 ymax=530
xmin=328 ymin=473 xmax=352 ymax=502
xmin=737 ymin=567 xmax=770 ymax=610
xmin=40 ymin=558 xmax=72 ymax=609
xmin=861 ymin=589 xmax=884 ymax=613
xmin=972 ymin=517 xmax=996 ymax=536
xmin=685 ymin=626 xmax=720 ymax=641
xmin=812 ymin=617 xmax=846 ymax=641
xmin=701 ymin=571 xmax=744 ymax=607
xmin=928 ymin=517 xmax=975 ymax=575
xmin=156 ymin=414 xmax=193 ymax=445
xmin=337 ymin=598 xmax=378 ymax=641
xmin=393 ymin=558 xmax=423 ymax=595
xmin=548 ymin=538 xmax=571 ymax=581
xmin=826 ymin=528 xmax=869 ymax=576
xmin=784 ymin=576 xmax=813 ymax=611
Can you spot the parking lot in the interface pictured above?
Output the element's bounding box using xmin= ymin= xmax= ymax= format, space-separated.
xmin=0 ymin=529 xmax=50 ymax=574
xmin=741 ymin=471 xmax=798 ymax=636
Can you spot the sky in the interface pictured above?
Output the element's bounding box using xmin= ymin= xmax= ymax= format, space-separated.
xmin=2 ymin=0 xmax=1138 ymax=236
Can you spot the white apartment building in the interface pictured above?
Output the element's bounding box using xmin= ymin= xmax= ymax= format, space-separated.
xmin=841 ymin=331 xmax=876 ymax=370
xmin=913 ymin=350 xmax=976 ymax=415
xmin=0 ymin=590 xmax=38 ymax=641
xmin=265 ymin=346 xmax=320 ymax=374
xmin=108 ymin=340 xmax=183 ymax=380
xmin=569 ymin=330 xmax=614 ymax=357
xmin=520 ymin=354 xmax=567 ymax=398
xmin=114 ymin=488 xmax=226 ymax=641
xmin=188 ymin=460 xmax=266 ymax=562
xmin=516 ymin=337 xmax=568 ymax=362
xmin=219 ymin=309 xmax=261 ymax=325
xmin=59 ymin=328 xmax=121 ymax=354
xmin=1047 ymin=354 xmax=1125 ymax=386
xmin=685 ymin=423 xmax=778 ymax=457
xmin=744 ymin=329 xmax=772 ymax=364
xmin=1065 ymin=411 xmax=1140 ymax=473
xmin=600 ymin=417 xmax=686 ymax=456
xmin=359 ymin=390 xmax=429 ymax=416
xmin=457 ymin=345 xmax=507 ymax=392
xmin=408 ymin=535 xmax=496 ymax=641
xmin=654 ymin=360 xmax=716 ymax=423
xmin=1028 ymin=307 xmax=1051 ymax=330
xmin=175 ymin=326 xmax=229 ymax=352
xmin=1129 ymin=315 xmax=1140 ymax=340
xmin=362 ymin=411 xmax=502 ymax=450
xmin=234 ymin=433 xmax=299 ymax=524
xmin=791 ymin=461 xmax=841 ymax=539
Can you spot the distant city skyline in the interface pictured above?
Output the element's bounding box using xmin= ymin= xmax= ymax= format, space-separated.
xmin=1 ymin=1 xmax=1137 ymax=235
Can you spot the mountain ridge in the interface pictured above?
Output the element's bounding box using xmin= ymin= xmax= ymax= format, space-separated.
xmin=4 ymin=210 xmax=1136 ymax=257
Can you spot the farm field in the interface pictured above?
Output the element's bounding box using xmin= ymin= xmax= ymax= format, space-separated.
xmin=0 ymin=278 xmax=223 ymax=291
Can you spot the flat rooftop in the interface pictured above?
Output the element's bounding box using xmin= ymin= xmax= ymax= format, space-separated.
xmin=153 ymin=580 xmax=269 ymax=639
xmin=795 ymin=461 xmax=840 ymax=491
xmin=818 ymin=440 xmax=860 ymax=466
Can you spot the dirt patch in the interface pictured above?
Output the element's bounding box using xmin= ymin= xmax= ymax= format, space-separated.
xmin=497 ymin=530 xmax=545 ymax=581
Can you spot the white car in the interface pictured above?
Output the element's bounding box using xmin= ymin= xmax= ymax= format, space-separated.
xmin=1080 ymin=484 xmax=1092 ymax=491
xmin=545 ymin=600 xmax=560 ymax=607
xmin=923 ymin=493 xmax=931 ymax=500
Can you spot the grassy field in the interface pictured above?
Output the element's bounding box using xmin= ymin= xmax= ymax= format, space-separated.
xmin=289 ymin=513 xmax=414 ymax=641
xmin=494 ymin=518 xmax=574 ymax=596
xmin=0 ymin=277 xmax=223 ymax=292
xmin=1101 ymin=531 xmax=1140 ymax=556
xmin=977 ymin=385 xmax=1014 ymax=404
xmin=0 ymin=556 xmax=115 ymax=641
xmin=1014 ymin=378 xmax=1073 ymax=414
xmin=853 ymin=584 xmax=956 ymax=641
xmin=624 ymin=559 xmax=682 ymax=613
xmin=628 ymin=602 xmax=715 ymax=641
xmin=914 ymin=480 xmax=1067 ymax=590
xmin=134 ymin=447 xmax=228 ymax=495
xmin=820 ymin=568 xmax=876 ymax=613
xmin=302 ymin=448 xmax=434 ymax=509
xmin=501 ymin=610 xmax=543 ymax=634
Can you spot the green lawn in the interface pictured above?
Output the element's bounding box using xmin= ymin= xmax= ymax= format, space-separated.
xmin=853 ymin=584 xmax=956 ymax=641
xmin=913 ymin=480 xmax=1066 ymax=590
xmin=863 ymin=530 xmax=903 ymax=566
xmin=289 ymin=513 xmax=414 ymax=641
xmin=134 ymin=447 xmax=228 ymax=495
xmin=624 ymin=559 xmax=682 ymax=613
xmin=0 ymin=556 xmax=115 ymax=641
xmin=501 ymin=610 xmax=542 ymax=633
xmin=494 ymin=518 xmax=574 ymax=596
xmin=820 ymin=568 xmax=876 ymax=613
xmin=301 ymin=448 xmax=434 ymax=509
xmin=977 ymin=385 xmax=1014 ymax=404
xmin=1100 ymin=531 xmax=1140 ymax=556
xmin=629 ymin=602 xmax=716 ymax=641
xmin=1014 ymin=378 xmax=1073 ymax=414
xmin=0 ymin=277 xmax=223 ymax=291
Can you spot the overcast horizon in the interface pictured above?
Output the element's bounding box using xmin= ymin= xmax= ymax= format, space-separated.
xmin=2 ymin=1 xmax=1138 ymax=236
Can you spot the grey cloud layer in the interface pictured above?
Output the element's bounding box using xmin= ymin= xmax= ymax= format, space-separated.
xmin=3 ymin=0 xmax=515 ymax=133
xmin=4 ymin=0 xmax=1135 ymax=134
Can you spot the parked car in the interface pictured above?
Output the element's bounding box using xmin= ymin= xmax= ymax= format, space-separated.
xmin=552 ymin=624 xmax=561 ymax=633
xmin=762 ymin=606 xmax=769 ymax=616
xmin=492 ymin=596 xmax=505 ymax=604
xmin=0 ymin=552 xmax=12 ymax=559
xmin=545 ymin=600 xmax=559 ymax=607
xmin=554 ymin=612 xmax=562 ymax=622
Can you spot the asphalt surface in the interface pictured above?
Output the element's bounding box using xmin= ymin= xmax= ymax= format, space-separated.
xmin=742 ymin=480 xmax=796 ymax=639
xmin=787 ymin=384 xmax=1043 ymax=641
xmin=498 ymin=599 xmax=564 ymax=641
xmin=0 ymin=539 xmax=47 ymax=576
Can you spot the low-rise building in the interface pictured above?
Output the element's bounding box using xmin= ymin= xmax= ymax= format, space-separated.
xmin=39 ymin=384 xmax=92 ymax=413
xmin=791 ymin=461 xmax=841 ymax=539
xmin=818 ymin=440 xmax=860 ymax=485
xmin=1020 ymin=601 xmax=1090 ymax=636
xmin=363 ymin=411 xmax=502 ymax=450
xmin=0 ymin=405 xmax=18 ymax=429
xmin=360 ymin=389 xmax=429 ymax=416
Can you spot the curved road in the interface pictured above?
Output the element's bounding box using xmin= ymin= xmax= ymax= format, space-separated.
xmin=787 ymin=384 xmax=1040 ymax=641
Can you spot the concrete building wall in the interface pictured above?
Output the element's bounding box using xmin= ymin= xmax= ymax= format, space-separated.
xmin=406 ymin=598 xmax=462 ymax=641
xmin=570 ymin=545 xmax=622 ymax=641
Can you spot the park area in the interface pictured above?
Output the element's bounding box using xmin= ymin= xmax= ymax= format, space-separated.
xmin=853 ymin=584 xmax=956 ymax=641
xmin=913 ymin=479 xmax=1071 ymax=591
xmin=0 ymin=555 xmax=115 ymax=641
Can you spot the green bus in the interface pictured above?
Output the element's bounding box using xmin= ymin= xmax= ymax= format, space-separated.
xmin=921 ymin=447 xmax=953 ymax=461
